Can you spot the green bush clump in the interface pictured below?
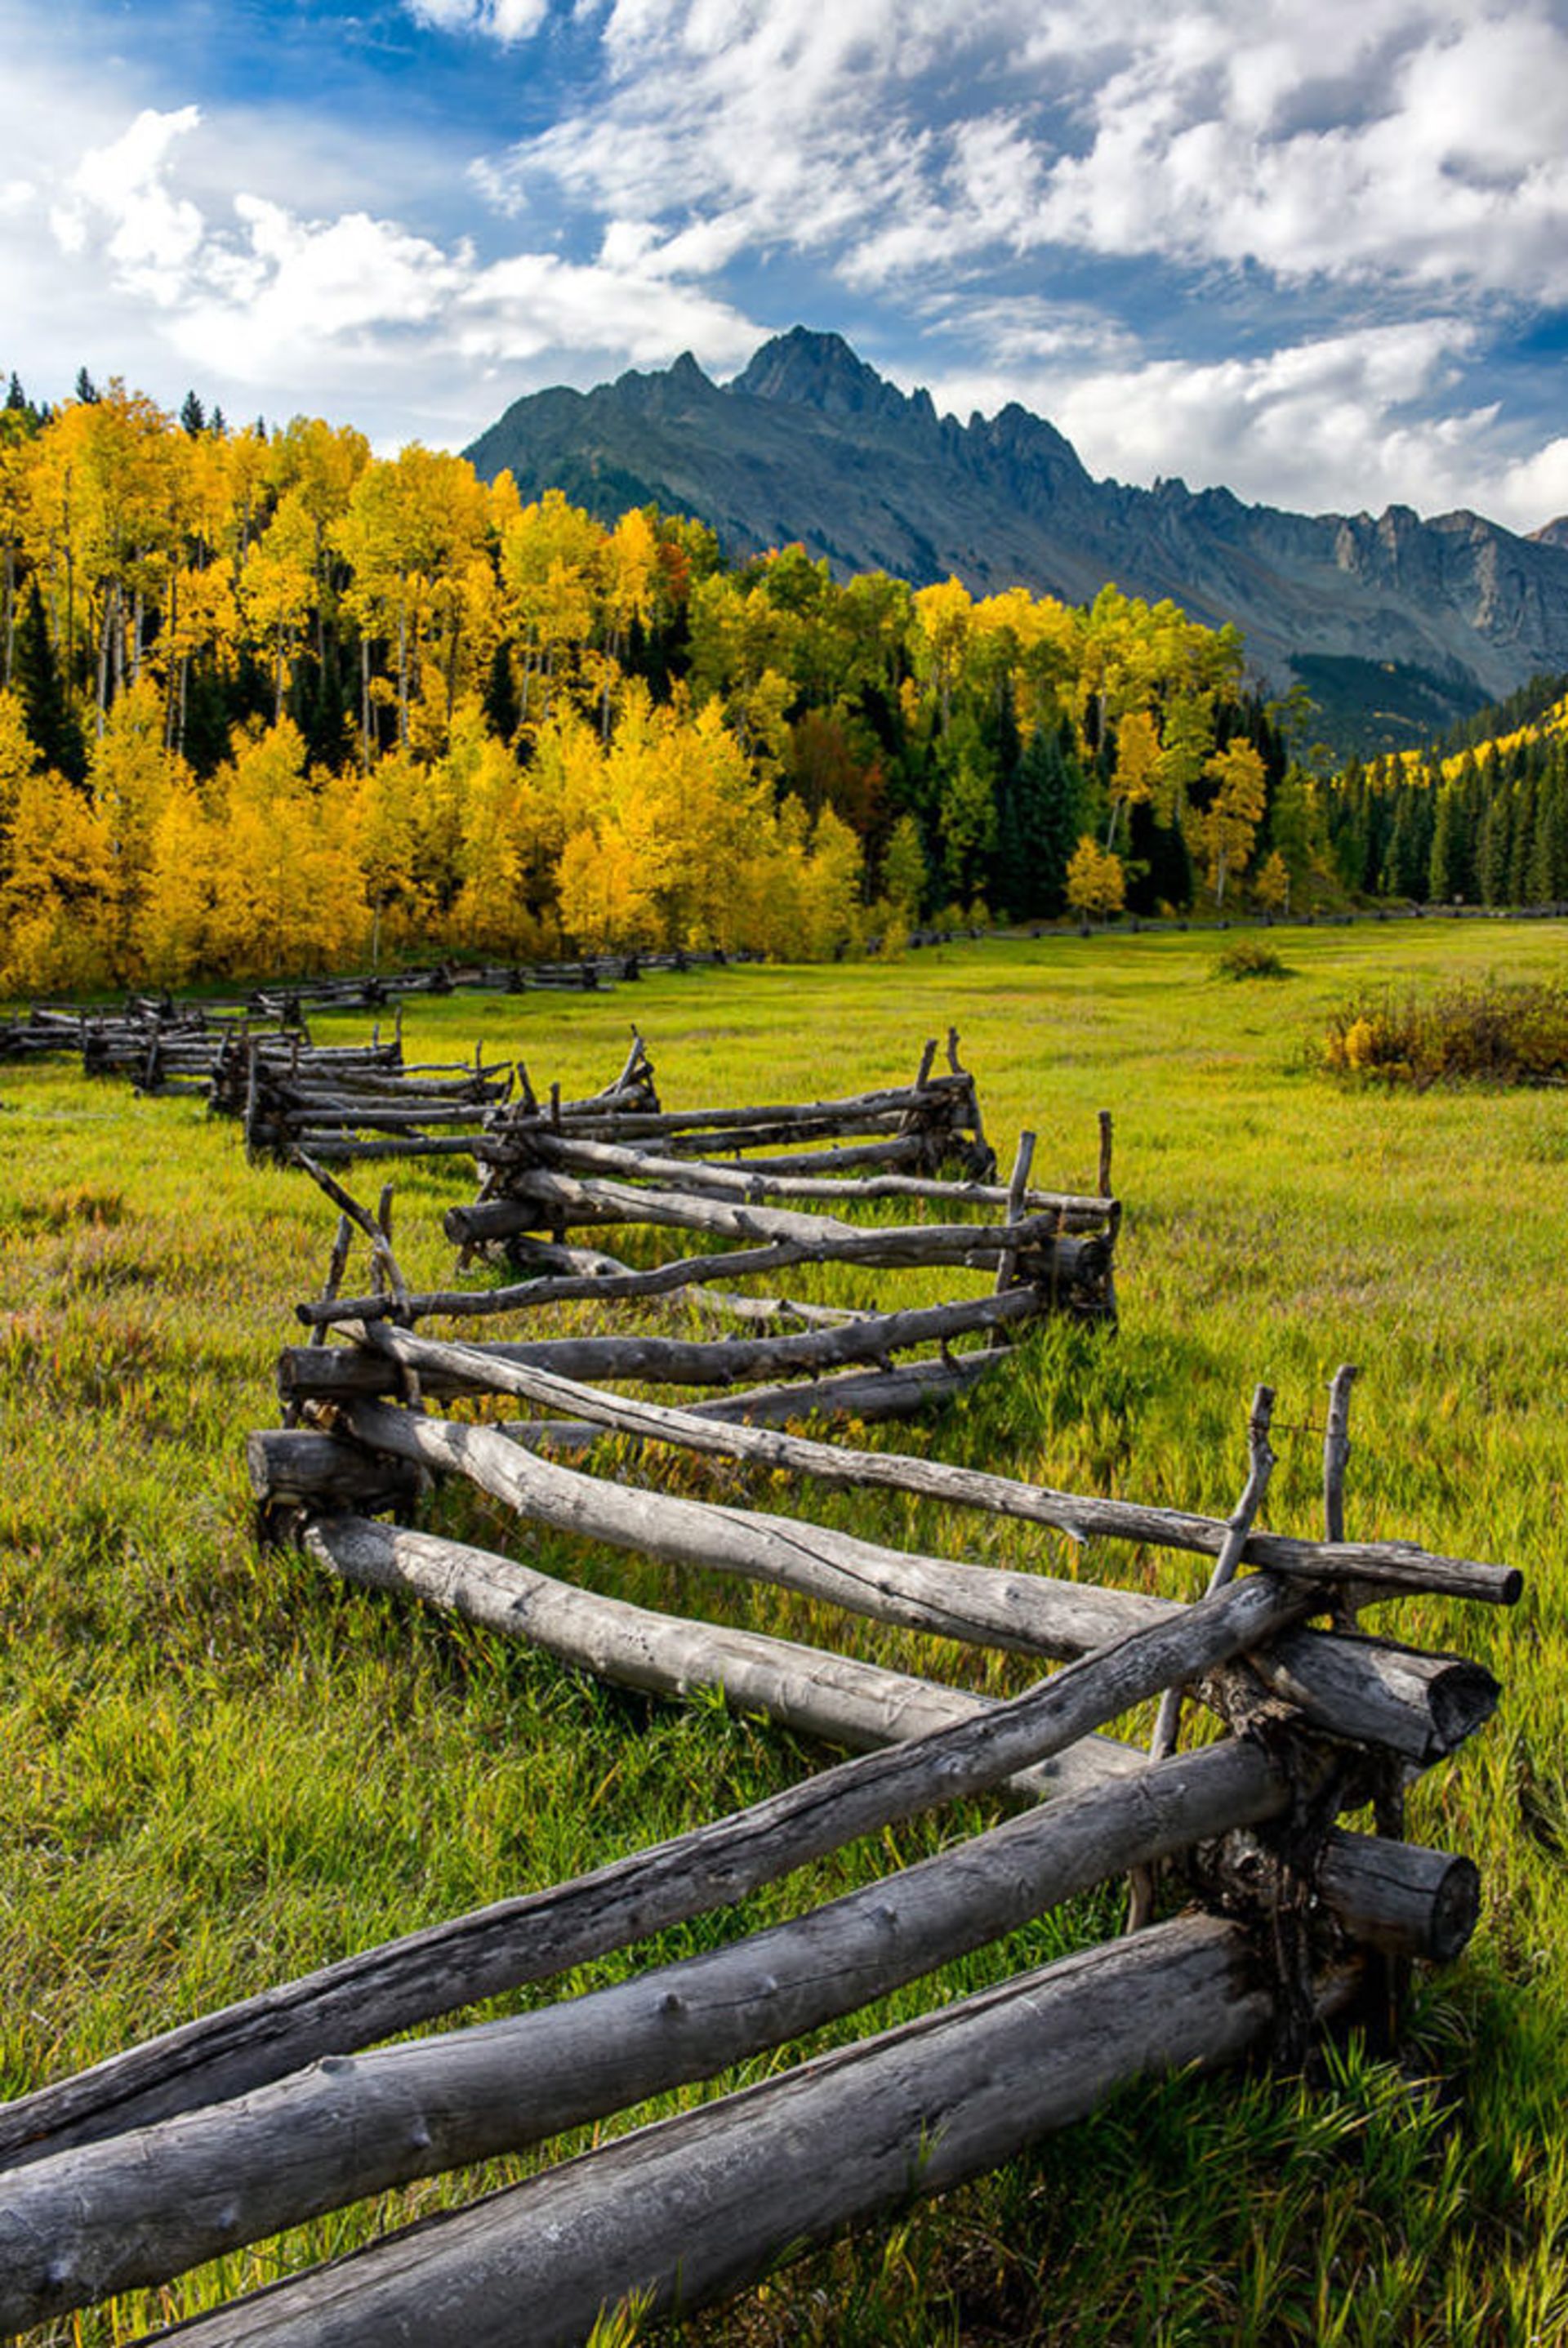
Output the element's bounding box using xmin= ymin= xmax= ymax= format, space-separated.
xmin=1215 ymin=938 xmax=1291 ymax=981
xmin=1321 ymin=976 xmax=1568 ymax=1087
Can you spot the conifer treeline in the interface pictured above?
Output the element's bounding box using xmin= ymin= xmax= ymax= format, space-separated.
xmin=1325 ymin=724 xmax=1568 ymax=909
xmin=2 ymin=377 xmax=1312 ymax=991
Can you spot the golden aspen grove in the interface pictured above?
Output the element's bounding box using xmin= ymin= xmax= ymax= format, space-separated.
xmin=0 ymin=377 xmax=1310 ymax=996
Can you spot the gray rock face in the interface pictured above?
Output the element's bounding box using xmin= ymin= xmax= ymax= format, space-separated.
xmin=464 ymin=327 xmax=1568 ymax=702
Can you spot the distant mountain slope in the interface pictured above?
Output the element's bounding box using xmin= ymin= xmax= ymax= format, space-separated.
xmin=466 ymin=329 xmax=1568 ymax=739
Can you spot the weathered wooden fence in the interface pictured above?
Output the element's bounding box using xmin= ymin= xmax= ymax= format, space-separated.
xmin=0 ymin=1044 xmax=1511 ymax=2346
xmin=0 ymin=1329 xmax=1509 ymax=2341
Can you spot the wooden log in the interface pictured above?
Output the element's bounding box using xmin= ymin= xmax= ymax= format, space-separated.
xmin=302 ymin=1517 xmax=1138 ymax=1800
xmin=0 ymin=1744 xmax=1328 ymax=2329
xmin=0 ymin=1573 xmax=1303 ymax=2164
xmin=307 ymin=1357 xmax=1004 ymax=1459
xmin=278 ymin=1288 xmax=1050 ymax=1403
xmin=298 ymin=1235 xmax=947 ymax=1326
xmin=488 ymin=1129 xmax=1108 ymax=1223
xmin=314 ymin=1330 xmax=1521 ymax=1611
xmin=283 ymin=1133 xmax=486 ymax=1164
xmin=305 ymin=1517 xmax=1468 ymax=1970
xmin=325 ymin=1398 xmax=1499 ymax=1764
xmin=449 ymin=1171 xmax=1085 ymax=1268
xmin=1314 ymin=1831 xmax=1478 ymax=1963
xmin=263 ymin=1103 xmax=499 ymax=1132
xmin=243 ymin=1431 xmax=422 ymax=1514
xmin=131 ymin=1918 xmax=1348 ymax=2348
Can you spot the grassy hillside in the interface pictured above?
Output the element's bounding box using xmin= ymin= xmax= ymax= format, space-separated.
xmin=2 ymin=926 xmax=1566 ymax=2343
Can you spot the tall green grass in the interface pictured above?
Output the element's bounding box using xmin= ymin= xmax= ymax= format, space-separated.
xmin=2 ymin=921 xmax=1566 ymax=2341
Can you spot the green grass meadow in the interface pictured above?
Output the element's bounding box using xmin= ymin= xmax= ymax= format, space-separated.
xmin=3 ymin=920 xmax=1568 ymax=2344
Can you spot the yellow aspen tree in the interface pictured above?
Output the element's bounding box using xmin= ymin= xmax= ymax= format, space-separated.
xmin=497 ymin=488 xmax=604 ymax=731
xmin=1202 ymin=738 xmax=1268 ymax=907
xmin=241 ymin=489 xmax=318 ymax=718
xmin=0 ymin=764 xmax=118 ymax=991
xmin=1254 ymin=847 xmax=1290 ymax=914
xmin=795 ymin=803 xmax=865 ymax=959
xmin=139 ymin=780 xmax=217 ymax=984
xmin=87 ymin=679 xmax=185 ymax=970
xmin=911 ymin=577 xmax=973 ymax=730
xmin=207 ymin=719 xmax=363 ymax=976
xmin=1065 ymin=831 xmax=1126 ymax=924
xmin=555 ymin=821 xmax=659 ymax=950
xmin=1107 ymin=706 xmax=1161 ymax=849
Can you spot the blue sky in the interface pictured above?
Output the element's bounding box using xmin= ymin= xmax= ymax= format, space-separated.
xmin=3 ymin=0 xmax=1567 ymax=530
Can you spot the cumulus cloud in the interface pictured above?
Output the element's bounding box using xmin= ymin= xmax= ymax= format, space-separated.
xmin=458 ymin=251 xmax=760 ymax=367
xmin=915 ymin=319 xmax=1568 ymax=527
xmin=404 ymin=0 xmax=550 ymax=40
xmin=52 ymin=107 xmax=207 ymax=303
xmin=33 ymin=93 xmax=764 ymax=425
xmin=483 ymin=0 xmax=1568 ymax=301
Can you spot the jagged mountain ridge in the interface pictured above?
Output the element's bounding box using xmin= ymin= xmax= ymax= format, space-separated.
xmin=465 ymin=327 xmax=1568 ymax=724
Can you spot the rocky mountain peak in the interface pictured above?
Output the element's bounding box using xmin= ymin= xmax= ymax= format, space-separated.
xmin=733 ymin=327 xmax=918 ymax=428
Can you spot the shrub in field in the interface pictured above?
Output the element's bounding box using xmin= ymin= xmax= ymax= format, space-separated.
xmin=1215 ymin=937 xmax=1290 ymax=980
xmin=1321 ymin=977 xmax=1568 ymax=1086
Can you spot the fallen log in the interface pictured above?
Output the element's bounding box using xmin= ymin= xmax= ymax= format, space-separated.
xmin=484 ymin=1128 xmax=1111 ymax=1225
xmin=335 ymin=1329 xmax=1521 ymax=1611
xmin=446 ymin=1171 xmax=1088 ymax=1262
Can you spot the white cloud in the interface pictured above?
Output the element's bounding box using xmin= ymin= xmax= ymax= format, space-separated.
xmin=457 ymin=250 xmax=762 ymax=367
xmin=915 ymin=319 xmax=1568 ymax=528
xmin=483 ymin=1 xmax=1568 ymax=302
xmin=405 ymin=0 xmax=550 ymax=39
xmin=24 ymin=87 xmax=765 ymax=435
xmin=53 ymin=107 xmax=207 ymax=304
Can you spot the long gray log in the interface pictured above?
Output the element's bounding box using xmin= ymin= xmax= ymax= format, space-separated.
xmin=278 ymin=1289 xmax=1051 ymax=1403
xmin=492 ymin=1076 xmax=975 ymax=1138
xmin=304 ymin=1517 xmax=1138 ymax=1799
xmin=308 ymin=1516 xmax=1471 ymax=1965
xmin=0 ymin=1741 xmax=1341 ymax=2330
xmin=327 ymin=1401 xmax=1499 ymax=1763
xmin=0 ymin=1573 xmax=1303 ymax=2166
xmin=135 ymin=1917 xmax=1347 ymax=2348
xmin=299 ymin=1235 xmax=959 ymax=1327
xmin=281 ymin=1134 xmax=485 ymax=1163
xmin=495 ymin=1129 xmax=1110 ymax=1222
xmin=443 ymin=1174 xmax=1087 ymax=1259
xmin=265 ymin=1103 xmax=496 ymax=1131
xmin=506 ymin=1353 xmax=1006 ymax=1444
xmin=341 ymin=1330 xmax=1520 ymax=1610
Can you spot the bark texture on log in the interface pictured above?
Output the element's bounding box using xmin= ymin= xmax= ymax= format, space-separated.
xmin=135 ymin=1918 xmax=1327 ymax=2348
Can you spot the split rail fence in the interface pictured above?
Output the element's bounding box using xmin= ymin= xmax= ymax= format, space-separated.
xmin=0 ymin=1034 xmax=1513 ymax=2346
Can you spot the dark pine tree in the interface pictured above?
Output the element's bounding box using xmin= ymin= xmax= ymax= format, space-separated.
xmin=74 ymin=367 xmax=99 ymax=404
xmin=179 ymin=390 xmax=207 ymax=437
xmin=13 ymin=576 xmax=86 ymax=783
xmin=482 ymin=642 xmax=522 ymax=745
xmin=991 ymin=720 xmax=1083 ymax=919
